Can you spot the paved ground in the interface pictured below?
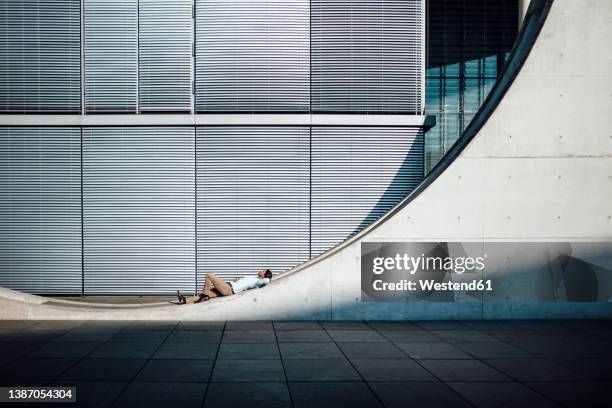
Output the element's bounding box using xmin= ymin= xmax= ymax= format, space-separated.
xmin=0 ymin=319 xmax=610 ymax=407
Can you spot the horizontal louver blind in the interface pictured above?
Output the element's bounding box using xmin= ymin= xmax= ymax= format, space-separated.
xmin=84 ymin=0 xmax=138 ymax=113
xmin=0 ymin=0 xmax=80 ymax=113
xmin=0 ymin=127 xmax=82 ymax=294
xmin=197 ymin=127 xmax=310 ymax=283
xmin=311 ymin=127 xmax=423 ymax=256
xmin=139 ymin=0 xmax=193 ymax=112
xmin=311 ymin=0 xmax=424 ymax=113
xmin=196 ymin=0 xmax=310 ymax=112
xmin=83 ymin=127 xmax=195 ymax=294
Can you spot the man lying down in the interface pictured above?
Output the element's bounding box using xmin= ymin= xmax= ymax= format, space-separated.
xmin=176 ymin=269 xmax=272 ymax=304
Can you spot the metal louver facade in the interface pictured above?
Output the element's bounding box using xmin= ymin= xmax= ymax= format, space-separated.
xmin=84 ymin=0 xmax=138 ymax=113
xmin=82 ymin=127 xmax=195 ymax=294
xmin=311 ymin=0 xmax=425 ymax=113
xmin=196 ymin=127 xmax=310 ymax=282
xmin=139 ymin=0 xmax=193 ymax=112
xmin=0 ymin=1 xmax=432 ymax=295
xmin=0 ymin=0 xmax=80 ymax=113
xmin=311 ymin=127 xmax=424 ymax=256
xmin=196 ymin=0 xmax=310 ymax=112
xmin=0 ymin=127 xmax=82 ymax=294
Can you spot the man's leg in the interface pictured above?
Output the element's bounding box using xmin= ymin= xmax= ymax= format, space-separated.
xmin=185 ymin=295 xmax=199 ymax=304
xmin=202 ymin=273 xmax=213 ymax=296
xmin=184 ymin=273 xmax=232 ymax=304
xmin=203 ymin=272 xmax=233 ymax=296
xmin=186 ymin=288 xmax=219 ymax=303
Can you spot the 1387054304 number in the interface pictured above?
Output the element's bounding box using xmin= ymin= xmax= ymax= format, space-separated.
xmin=1 ymin=387 xmax=76 ymax=402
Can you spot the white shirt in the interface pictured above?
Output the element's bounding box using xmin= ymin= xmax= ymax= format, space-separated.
xmin=229 ymin=276 xmax=270 ymax=294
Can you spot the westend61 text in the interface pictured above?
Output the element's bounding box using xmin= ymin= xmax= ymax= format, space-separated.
xmin=372 ymin=279 xmax=493 ymax=291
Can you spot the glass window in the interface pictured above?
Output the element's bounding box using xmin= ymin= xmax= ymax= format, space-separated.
xmin=424 ymin=0 xmax=518 ymax=173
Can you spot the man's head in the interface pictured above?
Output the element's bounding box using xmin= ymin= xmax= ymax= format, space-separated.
xmin=258 ymin=269 xmax=273 ymax=279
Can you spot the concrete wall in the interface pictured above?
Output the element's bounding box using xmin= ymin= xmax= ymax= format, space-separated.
xmin=1 ymin=0 xmax=611 ymax=320
xmin=326 ymin=0 xmax=612 ymax=319
xmin=324 ymin=0 xmax=612 ymax=319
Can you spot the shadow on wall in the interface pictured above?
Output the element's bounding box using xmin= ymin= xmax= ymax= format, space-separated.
xmin=361 ymin=242 xmax=612 ymax=304
xmin=540 ymin=244 xmax=611 ymax=302
xmin=316 ymin=247 xmax=612 ymax=320
xmin=349 ymin=136 xmax=424 ymax=237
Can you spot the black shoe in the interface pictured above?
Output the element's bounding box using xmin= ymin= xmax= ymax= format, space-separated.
xmin=176 ymin=290 xmax=186 ymax=304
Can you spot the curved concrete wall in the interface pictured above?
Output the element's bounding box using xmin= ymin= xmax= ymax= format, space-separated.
xmin=315 ymin=0 xmax=612 ymax=320
xmin=313 ymin=0 xmax=612 ymax=320
xmin=1 ymin=0 xmax=611 ymax=320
